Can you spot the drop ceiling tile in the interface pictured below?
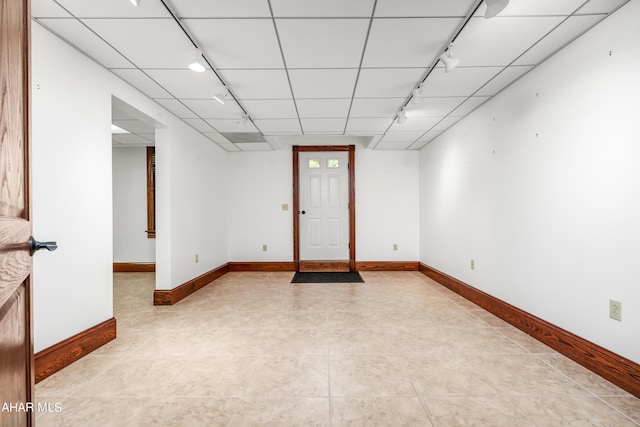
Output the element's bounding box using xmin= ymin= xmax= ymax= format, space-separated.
xmin=252 ymin=119 xmax=302 ymax=133
xmin=514 ymin=15 xmax=605 ymax=66
xmin=374 ymin=0 xmax=476 ymax=17
xmin=476 ymin=66 xmax=533 ymax=96
xmin=449 ymin=96 xmax=490 ymax=116
xmin=289 ymin=69 xmax=358 ymax=99
xmin=145 ymin=69 xmax=224 ymax=99
xmin=37 ymin=19 xmax=134 ymax=68
xmin=202 ymin=132 xmax=231 ymax=144
xmin=577 ymin=0 xmax=630 ymax=14
xmin=475 ymin=0 xmax=587 ymax=16
xmin=217 ymin=143 xmax=242 ymax=152
xmin=296 ymin=99 xmax=352 ymax=118
xmin=409 ymin=140 xmax=430 ymax=149
xmin=408 ymin=97 xmax=466 ymax=117
xmin=432 ymin=116 xmax=463 ymax=131
xmin=237 ymin=142 xmax=274 ymax=151
xmin=112 ymin=119 xmax=154 ymax=134
xmin=388 ymin=116 xmax=441 ymax=132
xmin=276 ymin=19 xmax=369 ymax=68
xmin=205 ymin=119 xmax=259 ymax=133
xmin=421 ymin=67 xmax=502 ymax=97
xmin=380 ymin=131 xmax=424 ymax=141
xmin=271 ymin=0 xmax=375 ymax=17
xmin=32 ymin=0 xmax=72 ymax=17
xmin=349 ymin=98 xmax=404 ymax=117
xmin=154 ymin=99 xmax=198 ymax=119
xmin=171 ymin=0 xmax=271 ymax=17
xmin=355 ymin=68 xmax=426 ymax=98
xmin=375 ymin=141 xmax=413 ymax=150
xmin=181 ymin=99 xmax=245 ymax=119
xmin=82 ymin=19 xmax=195 ymax=69
xmin=112 ymin=133 xmax=152 ymax=145
xmin=452 ymin=17 xmax=564 ymax=67
xmin=241 ymin=100 xmax=298 ymax=119
xmin=417 ymin=130 xmax=443 ymax=142
xmin=363 ymin=18 xmax=460 ymax=68
xmin=183 ymin=118 xmax=217 ymax=133
xmin=345 ymin=118 xmax=394 ymax=133
xmin=301 ymin=118 xmax=347 ymax=132
xmin=184 ymin=19 xmax=284 ymax=69
xmin=55 ymin=0 xmax=170 ymax=17
xmin=220 ymin=69 xmax=292 ymax=99
xmin=111 ymin=69 xmax=172 ymax=99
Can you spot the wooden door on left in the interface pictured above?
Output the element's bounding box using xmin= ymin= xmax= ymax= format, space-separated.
xmin=0 ymin=0 xmax=34 ymax=426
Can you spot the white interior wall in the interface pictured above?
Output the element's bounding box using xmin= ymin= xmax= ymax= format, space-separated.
xmin=419 ymin=1 xmax=640 ymax=363
xmin=31 ymin=23 xmax=228 ymax=350
xmin=112 ymin=146 xmax=155 ymax=263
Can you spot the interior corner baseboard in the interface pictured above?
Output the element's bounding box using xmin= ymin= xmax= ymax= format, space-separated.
xmin=418 ymin=263 xmax=640 ymax=399
xmin=35 ymin=318 xmax=116 ymax=383
xmin=356 ymin=261 xmax=419 ymax=271
xmin=113 ymin=262 xmax=156 ymax=272
xmin=153 ymin=263 xmax=230 ymax=305
xmin=228 ymin=262 xmax=296 ymax=271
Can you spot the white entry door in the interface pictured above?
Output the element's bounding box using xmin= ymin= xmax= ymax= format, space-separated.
xmin=299 ymin=151 xmax=350 ymax=261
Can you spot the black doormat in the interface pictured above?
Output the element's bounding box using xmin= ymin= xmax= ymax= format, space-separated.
xmin=291 ymin=271 xmax=364 ymax=283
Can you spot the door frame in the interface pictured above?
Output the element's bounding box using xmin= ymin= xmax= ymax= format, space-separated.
xmin=292 ymin=145 xmax=356 ymax=272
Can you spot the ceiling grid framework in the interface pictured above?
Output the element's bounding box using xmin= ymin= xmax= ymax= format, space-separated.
xmin=32 ymin=0 xmax=630 ymax=151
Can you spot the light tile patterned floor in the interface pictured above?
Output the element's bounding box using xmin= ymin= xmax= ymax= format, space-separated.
xmin=36 ymin=271 xmax=640 ymax=426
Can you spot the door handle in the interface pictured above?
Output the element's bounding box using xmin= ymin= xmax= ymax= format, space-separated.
xmin=301 ymin=210 xmax=306 ymax=215
xmin=29 ymin=236 xmax=58 ymax=256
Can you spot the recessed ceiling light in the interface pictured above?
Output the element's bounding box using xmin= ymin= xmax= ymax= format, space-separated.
xmin=111 ymin=124 xmax=130 ymax=134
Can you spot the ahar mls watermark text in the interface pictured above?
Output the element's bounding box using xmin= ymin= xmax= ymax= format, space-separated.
xmin=1 ymin=402 xmax=62 ymax=413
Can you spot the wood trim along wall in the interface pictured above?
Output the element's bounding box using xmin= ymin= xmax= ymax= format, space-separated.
xmin=34 ymin=318 xmax=116 ymax=383
xmin=228 ymin=262 xmax=296 ymax=271
xmin=153 ymin=263 xmax=230 ymax=305
xmin=356 ymin=261 xmax=419 ymax=271
xmin=113 ymin=262 xmax=156 ymax=272
xmin=292 ymin=145 xmax=356 ymax=272
xmin=419 ymin=263 xmax=640 ymax=399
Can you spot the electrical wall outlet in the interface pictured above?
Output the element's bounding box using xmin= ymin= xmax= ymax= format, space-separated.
xmin=262 ymin=244 xmax=268 ymax=252
xmin=282 ymin=204 xmax=289 ymax=211
xmin=610 ymin=300 xmax=622 ymax=321
xmin=470 ymin=259 xmax=475 ymax=270
xmin=393 ymin=244 xmax=398 ymax=251
xmin=195 ymin=254 xmax=199 ymax=263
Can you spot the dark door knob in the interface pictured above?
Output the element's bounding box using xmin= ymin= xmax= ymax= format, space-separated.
xmin=29 ymin=236 xmax=58 ymax=256
xmin=301 ymin=210 xmax=306 ymax=215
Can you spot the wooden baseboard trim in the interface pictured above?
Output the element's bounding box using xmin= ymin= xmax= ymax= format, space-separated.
xmin=299 ymin=260 xmax=350 ymax=272
xmin=113 ymin=262 xmax=155 ymax=272
xmin=356 ymin=261 xmax=419 ymax=271
xmin=228 ymin=262 xmax=296 ymax=272
xmin=419 ymin=263 xmax=640 ymax=398
xmin=35 ymin=318 xmax=116 ymax=383
xmin=153 ymin=263 xmax=230 ymax=305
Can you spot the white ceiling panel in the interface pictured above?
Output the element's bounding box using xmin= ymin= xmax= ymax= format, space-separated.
xmin=241 ymin=100 xmax=298 ymax=119
xmin=355 ymin=68 xmax=426 ymax=98
xmin=145 ymin=69 xmax=224 ymax=99
xmin=154 ymin=99 xmax=198 ymax=119
xmin=32 ymin=0 xmax=72 ymax=17
xmin=363 ymin=18 xmax=460 ymax=68
xmin=181 ymin=99 xmax=245 ymax=119
xmin=276 ymin=19 xmax=370 ymax=68
xmin=449 ymin=96 xmax=490 ymax=116
xmin=171 ymin=0 xmax=272 ymax=18
xmin=577 ymin=0 xmax=630 ymax=14
xmin=205 ymin=119 xmax=260 ymax=133
xmin=417 ymin=130 xmax=443 ymax=142
xmin=375 ymin=141 xmax=414 ymax=150
xmin=184 ymin=19 xmax=284 ymax=69
xmin=217 ymin=143 xmax=242 ymax=152
xmin=475 ymin=0 xmax=588 ymax=16
xmin=349 ymin=98 xmax=404 ymax=117
xmin=345 ymin=118 xmax=394 ymax=132
xmin=453 ymin=17 xmax=564 ymax=67
xmin=55 ymin=0 xmax=170 ymax=18
xmin=37 ymin=19 xmax=134 ymax=68
xmin=113 ymin=119 xmax=153 ymax=134
xmin=432 ymin=116 xmax=464 ymax=131
xmin=220 ymin=69 xmax=292 ymax=99
xmin=253 ymin=119 xmax=302 ymax=133
xmin=296 ymin=99 xmax=352 ymax=118
xmin=421 ymin=66 xmax=502 ymax=97
xmin=202 ymin=132 xmax=231 ymax=144
xmin=301 ymin=119 xmax=347 ymax=132
xmin=374 ymin=0 xmax=477 ymax=17
xmin=476 ymin=66 xmax=533 ymax=96
xmin=110 ymin=69 xmax=172 ymax=99
xmin=514 ymin=15 xmax=605 ymax=66
xmin=237 ymin=142 xmax=274 ymax=151
xmin=271 ymin=0 xmax=375 ymax=17
xmin=82 ymin=19 xmax=195 ymax=69
xmin=112 ymin=133 xmax=153 ymax=145
xmin=388 ymin=116 xmax=442 ymax=132
xmin=289 ymin=69 xmax=358 ymax=99
xmin=381 ymin=130 xmax=426 ymax=141
xmin=183 ymin=118 xmax=217 ymax=133
xmin=408 ymin=97 xmax=467 ymax=117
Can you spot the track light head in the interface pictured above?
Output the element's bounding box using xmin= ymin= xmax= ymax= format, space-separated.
xmin=439 ymin=44 xmax=460 ymax=73
xmin=411 ymin=86 xmax=423 ymax=105
xmin=484 ymin=0 xmax=509 ymax=19
xmin=188 ymin=49 xmax=206 ymax=72
xmin=396 ymin=109 xmax=407 ymax=125
xmin=213 ymin=87 xmax=228 ymax=105
xmin=236 ymin=114 xmax=250 ymax=127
